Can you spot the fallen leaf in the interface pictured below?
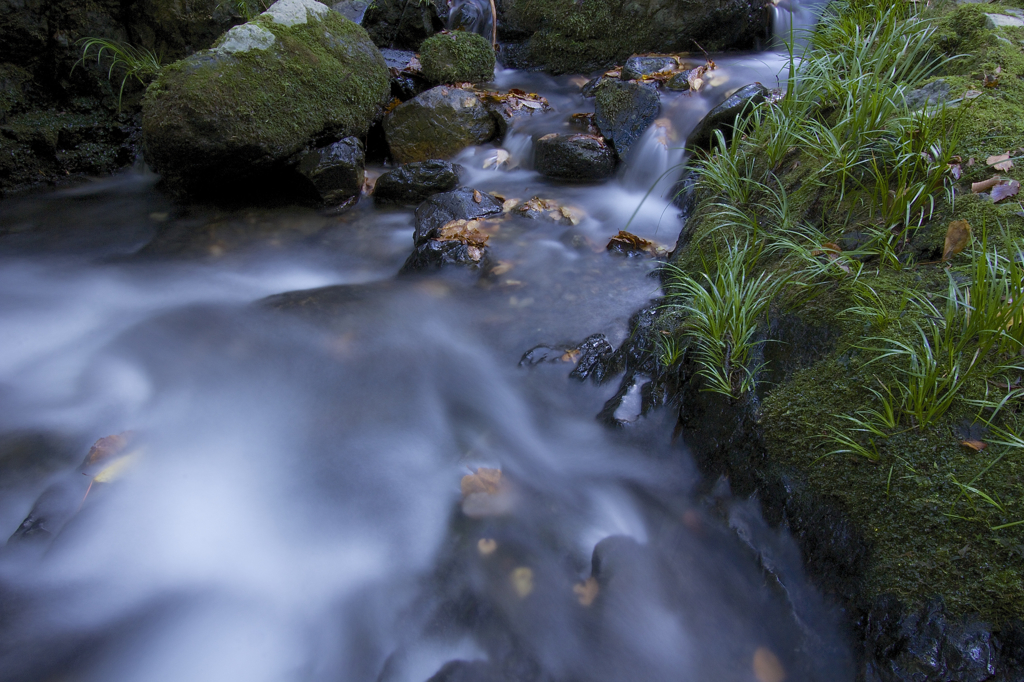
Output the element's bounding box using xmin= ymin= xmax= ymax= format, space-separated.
xmin=988 ymin=153 xmax=1014 ymax=172
xmin=83 ymin=432 xmax=135 ymax=469
xmin=961 ymin=440 xmax=987 ymax=451
xmin=461 ymin=467 xmax=502 ymax=497
xmin=490 ymin=260 xmax=514 ymax=276
xmin=753 ymin=647 xmax=787 ymax=682
xmin=477 ymin=538 xmax=497 ymax=555
xmin=972 ymin=176 xmax=1002 ymax=193
xmin=573 ymin=577 xmax=599 ymax=606
xmin=92 ymin=450 xmax=140 ymax=483
xmin=560 ymin=348 xmax=581 ymax=363
xmin=473 ymin=189 xmax=483 ymax=203
xmin=560 ymin=205 xmax=584 ymax=225
xmin=992 ymin=180 xmax=1020 ymax=203
xmin=510 ymin=567 xmax=534 ymax=598
xmin=968 ymin=157 xmax=977 ymax=166
xmin=437 ymin=220 xmax=489 ymax=247
xmin=942 ymin=220 xmax=972 ymax=261
xmin=964 ymin=90 xmax=982 ymax=99
xmin=949 ymin=163 xmax=962 ymax=180
xmin=607 ymin=230 xmax=658 ymax=256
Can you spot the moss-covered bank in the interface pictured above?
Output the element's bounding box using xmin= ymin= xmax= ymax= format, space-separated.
xmin=653 ymin=0 xmax=1024 ymax=624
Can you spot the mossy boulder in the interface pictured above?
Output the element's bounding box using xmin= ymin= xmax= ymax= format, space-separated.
xmin=500 ymin=0 xmax=767 ymax=74
xmin=383 ymin=86 xmax=497 ymax=163
xmin=593 ymin=80 xmax=660 ymax=158
xmin=142 ymin=0 xmax=390 ymax=193
xmin=419 ymin=31 xmax=495 ymax=85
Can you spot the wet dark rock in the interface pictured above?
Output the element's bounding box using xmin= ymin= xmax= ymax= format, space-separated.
xmin=373 ymin=160 xmax=462 ymax=205
xmin=581 ymin=75 xmax=612 ymax=97
xmin=533 ymin=133 xmax=616 ymax=182
xmin=665 ymin=70 xmax=692 ymax=91
xmin=419 ymin=31 xmax=495 ymax=84
xmin=483 ymin=93 xmax=550 ymax=139
xmin=569 ymin=334 xmax=615 ymax=382
xmin=400 ymin=238 xmax=491 ymax=273
xmin=686 ymin=82 xmax=770 ymax=150
xmin=621 ymin=54 xmax=678 ymax=80
xmin=413 ymin=187 xmax=503 ymax=245
xmin=142 ymin=3 xmax=390 ymax=195
xmin=384 ymin=86 xmax=498 ymax=163
xmin=864 ymin=596 xmax=999 ymax=682
xmin=906 ymin=79 xmax=951 ymax=110
xmin=381 ymin=48 xmax=433 ymax=100
xmin=361 ymin=0 xmax=447 ymax=49
xmin=593 ymin=80 xmax=660 ymax=158
xmin=331 ymin=0 xmax=368 ymax=22
xmin=293 ymin=137 xmax=365 ymax=205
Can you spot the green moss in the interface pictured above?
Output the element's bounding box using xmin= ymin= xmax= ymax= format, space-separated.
xmin=419 ymin=31 xmax=495 ymax=84
xmin=660 ymin=0 xmax=1024 ymax=622
xmin=142 ymin=11 xmax=389 ymax=184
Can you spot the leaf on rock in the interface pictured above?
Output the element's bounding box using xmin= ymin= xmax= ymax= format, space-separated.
xmin=992 ymin=180 xmax=1020 ymax=203
xmin=438 ymin=220 xmax=489 ymax=247
xmin=483 ymin=149 xmax=511 ymax=170
xmin=83 ymin=432 xmax=135 ymax=469
xmin=560 ymin=205 xmax=585 ymax=225
xmin=573 ymin=577 xmax=599 ymax=606
xmin=607 ymin=230 xmax=659 ymax=256
xmin=461 ymin=467 xmax=502 ymax=497
xmin=942 ymin=220 xmax=972 ymax=261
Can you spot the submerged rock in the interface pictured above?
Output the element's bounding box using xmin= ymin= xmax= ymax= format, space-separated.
xmin=621 ymin=54 xmax=678 ymax=80
xmin=413 ymin=187 xmax=503 ymax=245
xmin=384 ymin=86 xmax=498 ymax=163
xmin=533 ymin=133 xmax=616 ymax=182
xmin=686 ymin=82 xmax=769 ymax=150
xmin=593 ymin=80 xmax=660 ymax=158
xmin=373 ymin=159 xmax=461 ymax=205
xmin=293 ymin=137 xmax=364 ymax=205
xmin=142 ymin=0 xmax=390 ymax=194
xmin=419 ymin=31 xmax=495 ymax=84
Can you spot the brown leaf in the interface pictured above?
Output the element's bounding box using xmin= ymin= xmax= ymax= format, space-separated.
xmin=987 ymin=153 xmax=1014 ymax=172
xmin=961 ymin=439 xmax=988 ymax=451
xmin=477 ymin=538 xmax=497 ymax=555
xmin=972 ymin=176 xmax=1002 ymax=193
xmin=437 ymin=220 xmax=489 ymax=247
xmin=573 ymin=577 xmax=600 ymax=606
xmin=753 ymin=647 xmax=787 ymax=682
xmin=83 ymin=432 xmax=134 ymax=470
xmin=461 ymin=467 xmax=502 ymax=497
xmin=992 ymin=180 xmax=1020 ymax=203
xmin=949 ymin=163 xmax=962 ymax=180
xmin=490 ymin=260 xmax=514 ymax=276
xmin=607 ymin=230 xmax=657 ymax=256
xmin=942 ymin=220 xmax=972 ymax=262
xmin=510 ymin=567 xmax=534 ymax=598
xmin=472 ymin=189 xmax=483 ymax=203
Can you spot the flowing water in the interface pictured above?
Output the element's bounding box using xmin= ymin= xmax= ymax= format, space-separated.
xmin=0 ymin=5 xmax=854 ymax=681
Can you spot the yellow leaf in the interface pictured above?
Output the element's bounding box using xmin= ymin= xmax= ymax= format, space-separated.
xmin=461 ymin=467 xmax=502 ymax=497
xmin=477 ymin=538 xmax=497 ymax=555
xmin=942 ymin=220 xmax=972 ymax=262
xmin=510 ymin=567 xmax=534 ymax=598
xmin=93 ymin=450 xmax=140 ymax=483
xmin=961 ymin=439 xmax=987 ymax=451
xmin=753 ymin=647 xmax=786 ymax=682
xmin=573 ymin=577 xmax=599 ymax=606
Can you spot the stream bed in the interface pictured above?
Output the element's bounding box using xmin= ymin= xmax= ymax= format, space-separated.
xmin=0 ymin=27 xmax=855 ymax=682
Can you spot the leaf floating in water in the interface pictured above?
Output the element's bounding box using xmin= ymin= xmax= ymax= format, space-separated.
xmin=987 ymin=153 xmax=1014 ymax=172
xmin=477 ymin=538 xmax=497 ymax=555
xmin=753 ymin=647 xmax=786 ymax=682
xmin=502 ymin=198 xmax=521 ymax=212
xmin=83 ymin=431 xmax=135 ymax=472
xmin=942 ymin=220 xmax=972 ymax=261
xmin=560 ymin=205 xmax=585 ymax=225
xmin=483 ymin=149 xmax=511 ymax=170
xmin=490 ymin=260 xmax=514 ymax=276
xmin=461 ymin=467 xmax=502 ymax=496
xmin=992 ymin=180 xmax=1020 ymax=203
xmin=461 ymin=467 xmax=515 ymax=517
xmin=510 ymin=566 xmax=534 ymax=598
xmin=961 ymin=439 xmax=987 ymax=451
xmin=573 ymin=576 xmax=599 ymax=606
xmin=92 ymin=451 xmax=140 ymax=483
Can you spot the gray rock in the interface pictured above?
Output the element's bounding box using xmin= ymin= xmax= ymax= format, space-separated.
xmin=686 ymin=82 xmax=770 ymax=150
xmin=384 ymin=86 xmax=498 ymax=163
xmin=533 ymin=133 xmax=616 ymax=182
xmin=594 ymin=80 xmax=660 ymax=158
xmin=373 ymin=159 xmax=461 ymax=205
xmin=331 ymin=0 xmax=368 ymax=23
xmin=399 ymin=238 xmax=491 ymax=273
xmin=665 ymin=70 xmax=692 ymax=91
xmin=906 ymin=79 xmax=951 ymax=110
xmin=621 ymin=55 xmax=678 ymax=81
xmin=413 ymin=187 xmax=503 ymax=245
xmin=986 ymin=13 xmax=1024 ymax=29
xmin=294 ymin=137 xmax=364 ymax=205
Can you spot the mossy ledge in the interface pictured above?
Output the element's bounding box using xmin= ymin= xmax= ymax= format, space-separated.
xmin=604 ymin=0 xmax=1024 ymax=628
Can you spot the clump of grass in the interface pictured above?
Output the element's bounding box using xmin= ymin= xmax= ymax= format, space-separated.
xmin=76 ymin=38 xmax=164 ymax=110
xmin=662 ymin=242 xmax=780 ymax=398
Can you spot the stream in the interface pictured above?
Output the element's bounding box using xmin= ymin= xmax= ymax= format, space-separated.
xmin=0 ymin=5 xmax=854 ymax=681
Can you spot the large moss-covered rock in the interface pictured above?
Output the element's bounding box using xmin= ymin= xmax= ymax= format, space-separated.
xmin=420 ymin=31 xmax=495 ymax=84
xmin=383 ymin=86 xmax=497 ymax=163
xmin=593 ymin=80 xmax=659 ymax=158
xmin=499 ymin=0 xmax=767 ymax=74
xmin=142 ymin=0 xmax=390 ymax=192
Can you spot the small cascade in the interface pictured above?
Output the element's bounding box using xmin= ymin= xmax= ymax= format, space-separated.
xmin=447 ymin=0 xmax=497 ymax=44
xmin=771 ymin=0 xmax=830 ymax=48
